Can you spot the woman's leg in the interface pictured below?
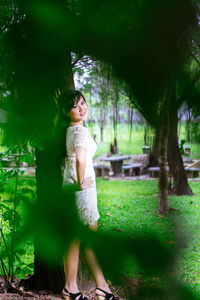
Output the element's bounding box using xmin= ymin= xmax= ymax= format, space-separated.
xmin=63 ymin=239 xmax=80 ymax=294
xmin=84 ymin=221 xmax=112 ymax=296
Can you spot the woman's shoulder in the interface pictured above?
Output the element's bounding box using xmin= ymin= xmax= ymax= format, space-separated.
xmin=67 ymin=125 xmax=90 ymax=148
xmin=67 ymin=125 xmax=89 ymax=134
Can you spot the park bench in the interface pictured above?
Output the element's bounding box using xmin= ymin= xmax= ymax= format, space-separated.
xmin=183 ymin=157 xmax=193 ymax=165
xmin=0 ymin=152 xmax=36 ymax=168
xmin=142 ymin=146 xmax=151 ymax=154
xmin=185 ymin=168 xmax=200 ymax=178
xmin=94 ymin=164 xmax=110 ymax=177
xmin=1 ymin=156 xmax=17 ymax=167
xmin=123 ymin=163 xmax=143 ymax=176
xmin=184 ymin=160 xmax=200 ymax=178
xmin=100 ymin=155 xmax=131 ymax=177
xmin=148 ymin=166 xmax=169 ymax=178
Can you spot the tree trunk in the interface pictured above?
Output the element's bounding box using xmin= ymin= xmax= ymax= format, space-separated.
xmin=100 ymin=109 xmax=105 ymax=143
xmin=144 ymin=124 xmax=147 ymax=146
xmin=158 ymin=91 xmax=170 ymax=214
xmin=158 ymin=132 xmax=169 ymax=214
xmin=167 ymin=102 xmax=193 ymax=195
xmin=63 ymin=52 xmax=75 ymax=90
xmin=185 ymin=110 xmax=192 ymax=143
xmin=148 ymin=125 xmax=159 ymax=167
xmin=33 ymin=138 xmax=65 ymax=292
xmin=113 ymin=106 xmax=117 ymax=141
xmin=21 ymin=52 xmax=75 ymax=293
xmin=100 ymin=124 xmax=104 ymax=143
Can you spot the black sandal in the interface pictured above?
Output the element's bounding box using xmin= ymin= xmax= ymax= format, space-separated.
xmin=62 ymin=287 xmax=88 ymax=300
xmin=95 ymin=288 xmax=118 ymax=300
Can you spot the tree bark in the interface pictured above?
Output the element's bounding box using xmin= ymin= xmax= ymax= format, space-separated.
xmin=33 ymin=138 xmax=65 ymax=292
xmin=21 ymin=52 xmax=75 ymax=293
xmin=148 ymin=125 xmax=159 ymax=167
xmin=167 ymin=101 xmax=193 ymax=195
xmin=100 ymin=108 xmax=106 ymax=143
xmin=100 ymin=125 xmax=104 ymax=143
xmin=158 ymin=135 xmax=169 ymax=214
xmin=158 ymin=91 xmax=170 ymax=214
xmin=63 ymin=52 xmax=75 ymax=90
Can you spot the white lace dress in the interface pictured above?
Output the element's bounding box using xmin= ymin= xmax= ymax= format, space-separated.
xmin=63 ymin=125 xmax=100 ymax=225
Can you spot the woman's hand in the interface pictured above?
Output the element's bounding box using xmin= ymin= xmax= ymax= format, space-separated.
xmin=71 ymin=176 xmax=94 ymax=190
xmin=80 ymin=177 xmax=94 ymax=190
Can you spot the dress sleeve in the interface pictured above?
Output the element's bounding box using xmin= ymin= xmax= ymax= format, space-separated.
xmin=74 ymin=126 xmax=88 ymax=148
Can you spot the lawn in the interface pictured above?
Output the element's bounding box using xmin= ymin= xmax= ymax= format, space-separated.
xmin=92 ymin=124 xmax=153 ymax=157
xmin=1 ymin=177 xmax=200 ymax=299
xmin=88 ymin=123 xmax=200 ymax=158
xmin=96 ymin=179 xmax=200 ymax=298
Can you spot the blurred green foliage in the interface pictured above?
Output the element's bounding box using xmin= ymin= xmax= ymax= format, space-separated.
xmin=0 ymin=0 xmax=200 ymax=298
xmin=0 ymin=147 xmax=35 ymax=282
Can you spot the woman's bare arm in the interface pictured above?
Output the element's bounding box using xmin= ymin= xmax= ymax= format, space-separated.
xmin=76 ymin=146 xmax=86 ymax=186
xmin=75 ymin=146 xmax=93 ymax=190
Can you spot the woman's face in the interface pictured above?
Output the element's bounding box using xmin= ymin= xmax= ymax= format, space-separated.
xmin=69 ymin=97 xmax=87 ymax=123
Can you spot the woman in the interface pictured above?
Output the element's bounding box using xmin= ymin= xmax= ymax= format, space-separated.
xmin=60 ymin=90 xmax=117 ymax=300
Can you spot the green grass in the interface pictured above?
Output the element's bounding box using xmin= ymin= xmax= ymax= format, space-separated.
xmin=89 ymin=123 xmax=200 ymax=158
xmin=190 ymin=143 xmax=200 ymax=159
xmin=1 ymin=176 xmax=200 ymax=298
xmin=89 ymin=124 xmax=153 ymax=157
xmin=96 ymin=179 xmax=200 ymax=298
xmin=178 ymin=122 xmax=200 ymax=159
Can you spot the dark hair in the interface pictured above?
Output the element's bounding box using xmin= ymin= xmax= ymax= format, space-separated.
xmin=58 ymin=89 xmax=86 ymax=126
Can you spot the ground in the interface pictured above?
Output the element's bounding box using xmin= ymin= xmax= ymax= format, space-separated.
xmin=0 ymin=276 xmax=130 ymax=299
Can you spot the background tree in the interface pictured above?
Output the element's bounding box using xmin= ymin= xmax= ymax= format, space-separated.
xmin=167 ymin=33 xmax=200 ymax=196
xmin=81 ymin=61 xmax=111 ymax=143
